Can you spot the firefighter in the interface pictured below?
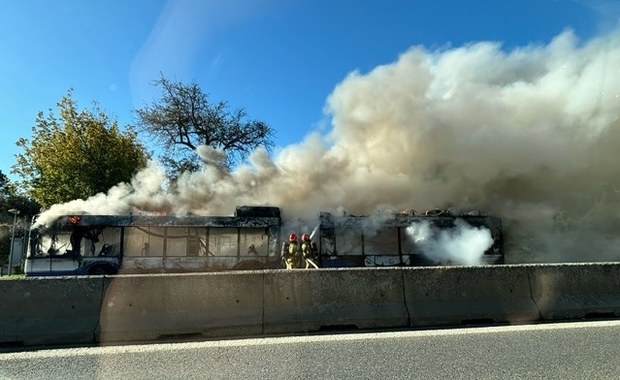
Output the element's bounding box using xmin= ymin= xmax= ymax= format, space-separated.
xmin=300 ymin=233 xmax=319 ymax=269
xmin=283 ymin=232 xmax=301 ymax=269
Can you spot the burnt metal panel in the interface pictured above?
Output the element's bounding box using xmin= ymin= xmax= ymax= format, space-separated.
xmin=319 ymin=212 xmax=336 ymax=256
xmin=47 ymin=215 xmax=281 ymax=229
xmin=318 ymin=211 xmax=504 ymax=261
xmin=267 ymin=226 xmax=281 ymax=259
xmin=235 ymin=206 xmax=281 ymax=218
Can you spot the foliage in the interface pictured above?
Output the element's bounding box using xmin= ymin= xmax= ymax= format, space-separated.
xmin=0 ymin=170 xmax=39 ymax=264
xmin=136 ymin=75 xmax=273 ymax=177
xmin=0 ymin=227 xmax=9 ymax=265
xmin=0 ymin=170 xmax=11 ymax=199
xmin=0 ymin=169 xmax=39 ymax=221
xmin=0 ymin=171 xmax=40 ymax=219
xmin=12 ymin=91 xmax=148 ymax=208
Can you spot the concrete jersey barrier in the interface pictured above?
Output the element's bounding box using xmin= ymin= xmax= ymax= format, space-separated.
xmin=2 ymin=263 xmax=620 ymax=347
xmin=0 ymin=276 xmax=104 ymax=346
xmin=528 ymin=263 xmax=620 ymax=320
xmin=98 ymin=271 xmax=264 ymax=343
xmin=263 ymin=268 xmax=409 ymax=334
xmin=402 ymin=265 xmax=540 ymax=326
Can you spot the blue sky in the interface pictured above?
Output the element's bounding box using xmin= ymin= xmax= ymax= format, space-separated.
xmin=0 ymin=0 xmax=616 ymax=184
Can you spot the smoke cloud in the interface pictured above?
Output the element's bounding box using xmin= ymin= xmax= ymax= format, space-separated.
xmin=406 ymin=219 xmax=494 ymax=265
xmin=36 ymin=28 xmax=620 ymax=262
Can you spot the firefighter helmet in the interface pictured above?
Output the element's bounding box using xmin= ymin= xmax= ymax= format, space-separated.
xmin=301 ymin=233 xmax=310 ymax=241
xmin=289 ymin=232 xmax=298 ymax=242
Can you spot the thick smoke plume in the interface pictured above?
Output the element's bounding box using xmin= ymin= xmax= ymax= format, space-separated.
xmin=36 ymin=29 xmax=620 ymax=262
xmin=406 ymin=219 xmax=493 ymax=265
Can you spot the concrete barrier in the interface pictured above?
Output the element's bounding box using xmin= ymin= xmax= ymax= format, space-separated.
xmin=528 ymin=263 xmax=620 ymax=320
xmin=3 ymin=263 xmax=620 ymax=347
xmin=263 ymin=268 xmax=409 ymax=334
xmin=97 ymin=272 xmax=263 ymax=343
xmin=403 ymin=265 xmax=540 ymax=327
xmin=0 ymin=277 xmax=104 ymax=346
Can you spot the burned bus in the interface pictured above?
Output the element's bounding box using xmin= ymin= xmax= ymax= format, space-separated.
xmin=24 ymin=206 xmax=282 ymax=276
xmin=317 ymin=209 xmax=504 ymax=267
xmin=24 ymin=206 xmax=503 ymax=276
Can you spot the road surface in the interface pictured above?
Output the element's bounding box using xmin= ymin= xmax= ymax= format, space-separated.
xmin=1 ymin=320 xmax=619 ymax=379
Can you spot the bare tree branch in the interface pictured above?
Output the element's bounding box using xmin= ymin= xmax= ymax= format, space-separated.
xmin=136 ymin=75 xmax=274 ymax=178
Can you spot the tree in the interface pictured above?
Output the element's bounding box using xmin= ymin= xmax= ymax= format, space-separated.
xmin=0 ymin=170 xmax=12 ymax=202
xmin=0 ymin=170 xmax=40 ymax=218
xmin=12 ymin=91 xmax=149 ymax=208
xmin=0 ymin=170 xmax=40 ymax=265
xmin=136 ymin=75 xmax=273 ymax=176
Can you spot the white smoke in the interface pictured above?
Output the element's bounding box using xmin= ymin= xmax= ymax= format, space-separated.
xmin=406 ymin=219 xmax=494 ymax=265
xmin=33 ymin=161 xmax=171 ymax=228
xmin=34 ymin=28 xmax=620 ymax=261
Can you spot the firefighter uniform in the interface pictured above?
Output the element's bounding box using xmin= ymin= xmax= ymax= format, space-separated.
xmin=284 ymin=233 xmax=301 ymax=269
xmin=300 ymin=233 xmax=318 ymax=269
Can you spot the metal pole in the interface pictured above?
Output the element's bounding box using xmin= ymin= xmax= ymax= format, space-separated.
xmin=8 ymin=209 xmax=19 ymax=275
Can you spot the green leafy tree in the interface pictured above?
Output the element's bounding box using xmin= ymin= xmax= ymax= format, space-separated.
xmin=0 ymin=171 xmax=14 ymax=265
xmin=0 ymin=170 xmax=40 ymax=217
xmin=12 ymin=91 xmax=148 ymax=208
xmin=0 ymin=228 xmax=8 ymax=265
xmin=0 ymin=170 xmax=40 ymax=265
xmin=136 ymin=75 xmax=273 ymax=177
xmin=0 ymin=171 xmax=11 ymax=199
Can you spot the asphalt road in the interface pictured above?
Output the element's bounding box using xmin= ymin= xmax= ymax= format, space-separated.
xmin=2 ymin=320 xmax=620 ymax=380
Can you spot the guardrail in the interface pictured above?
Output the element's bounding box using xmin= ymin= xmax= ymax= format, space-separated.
xmin=1 ymin=263 xmax=619 ymax=347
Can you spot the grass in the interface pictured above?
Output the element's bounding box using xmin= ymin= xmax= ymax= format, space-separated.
xmin=0 ymin=274 xmax=25 ymax=280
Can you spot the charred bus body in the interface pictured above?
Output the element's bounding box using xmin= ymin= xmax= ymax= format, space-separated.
xmin=317 ymin=210 xmax=503 ymax=268
xmin=24 ymin=206 xmax=503 ymax=276
xmin=25 ymin=207 xmax=282 ymax=276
